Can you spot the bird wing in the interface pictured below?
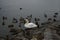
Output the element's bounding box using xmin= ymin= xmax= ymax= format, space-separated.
xmin=24 ymin=23 xmax=37 ymax=28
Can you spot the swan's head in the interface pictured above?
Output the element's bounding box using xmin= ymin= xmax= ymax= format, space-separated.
xmin=24 ymin=19 xmax=29 ymax=23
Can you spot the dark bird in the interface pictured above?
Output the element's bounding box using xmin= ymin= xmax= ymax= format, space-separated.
xmin=48 ymin=18 xmax=52 ymax=21
xmin=54 ymin=12 xmax=58 ymax=15
xmin=20 ymin=8 xmax=22 ymax=10
xmin=30 ymin=14 xmax=32 ymax=18
xmin=34 ymin=18 xmax=40 ymax=22
xmin=35 ymin=21 xmax=39 ymax=28
xmin=44 ymin=14 xmax=47 ymax=18
xmin=19 ymin=23 xmax=21 ymax=27
xmin=19 ymin=17 xmax=25 ymax=23
xmin=2 ymin=22 xmax=5 ymax=25
xmin=6 ymin=35 xmax=9 ymax=40
xmin=3 ymin=16 xmax=7 ymax=20
xmin=34 ymin=18 xmax=37 ymax=21
xmin=53 ymin=19 xmax=56 ymax=22
xmin=8 ymin=25 xmax=14 ymax=28
xmin=10 ymin=28 xmax=18 ymax=35
xmin=10 ymin=28 xmax=17 ymax=32
xmin=53 ymin=15 xmax=57 ymax=18
xmin=41 ymin=23 xmax=45 ymax=25
xmin=37 ymin=18 xmax=40 ymax=21
xmin=12 ymin=18 xmax=18 ymax=23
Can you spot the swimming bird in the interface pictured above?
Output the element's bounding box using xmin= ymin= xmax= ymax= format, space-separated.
xmin=2 ymin=22 xmax=5 ymax=26
xmin=8 ymin=24 xmax=14 ymax=28
xmin=24 ymin=19 xmax=37 ymax=28
xmin=44 ymin=14 xmax=47 ymax=18
xmin=3 ymin=16 xmax=7 ymax=20
xmin=54 ymin=12 xmax=58 ymax=15
xmin=12 ymin=18 xmax=18 ymax=23
xmin=20 ymin=8 xmax=22 ymax=10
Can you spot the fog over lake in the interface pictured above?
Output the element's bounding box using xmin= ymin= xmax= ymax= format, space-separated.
xmin=0 ymin=0 xmax=60 ymax=37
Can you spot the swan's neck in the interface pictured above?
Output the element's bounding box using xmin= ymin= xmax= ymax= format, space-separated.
xmin=25 ymin=19 xmax=29 ymax=24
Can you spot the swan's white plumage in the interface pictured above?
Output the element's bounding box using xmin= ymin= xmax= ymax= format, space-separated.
xmin=24 ymin=23 xmax=37 ymax=28
xmin=24 ymin=19 xmax=37 ymax=28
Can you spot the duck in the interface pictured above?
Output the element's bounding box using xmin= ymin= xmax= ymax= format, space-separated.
xmin=44 ymin=14 xmax=47 ymax=18
xmin=24 ymin=18 xmax=37 ymax=28
xmin=20 ymin=8 xmax=22 ymax=10
xmin=3 ymin=16 xmax=7 ymax=20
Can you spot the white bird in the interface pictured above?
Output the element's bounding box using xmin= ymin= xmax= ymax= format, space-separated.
xmin=24 ymin=19 xmax=37 ymax=28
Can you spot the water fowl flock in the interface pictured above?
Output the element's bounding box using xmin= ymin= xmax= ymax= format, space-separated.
xmin=0 ymin=8 xmax=60 ymax=40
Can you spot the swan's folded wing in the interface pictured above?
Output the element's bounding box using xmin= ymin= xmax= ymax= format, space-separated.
xmin=24 ymin=23 xmax=37 ymax=28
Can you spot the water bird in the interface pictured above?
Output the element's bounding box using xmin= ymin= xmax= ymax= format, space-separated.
xmin=20 ymin=8 xmax=22 ymax=10
xmin=34 ymin=18 xmax=40 ymax=21
xmin=53 ymin=15 xmax=57 ymax=18
xmin=2 ymin=22 xmax=5 ymax=25
xmin=53 ymin=19 xmax=56 ymax=22
xmin=8 ymin=25 xmax=14 ymax=28
xmin=10 ymin=28 xmax=17 ymax=33
xmin=34 ymin=18 xmax=37 ymax=21
xmin=19 ymin=17 xmax=24 ymax=23
xmin=41 ymin=23 xmax=46 ymax=25
xmin=44 ymin=14 xmax=47 ymax=18
xmin=3 ymin=16 xmax=7 ymax=20
xmin=30 ymin=14 xmax=32 ymax=18
xmin=35 ymin=21 xmax=40 ymax=28
xmin=19 ymin=24 xmax=21 ymax=27
xmin=12 ymin=18 xmax=18 ymax=23
xmin=54 ymin=12 xmax=58 ymax=15
xmin=24 ymin=19 xmax=37 ymax=28
xmin=48 ymin=18 xmax=52 ymax=21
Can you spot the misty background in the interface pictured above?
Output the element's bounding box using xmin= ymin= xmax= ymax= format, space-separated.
xmin=0 ymin=0 xmax=60 ymax=37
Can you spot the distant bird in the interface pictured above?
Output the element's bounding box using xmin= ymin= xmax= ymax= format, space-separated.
xmin=35 ymin=21 xmax=40 ymax=28
xmin=37 ymin=18 xmax=40 ymax=21
xmin=19 ymin=17 xmax=24 ymax=23
xmin=10 ymin=28 xmax=17 ymax=32
xmin=34 ymin=18 xmax=37 ymax=21
xmin=24 ymin=19 xmax=37 ymax=28
xmin=34 ymin=17 xmax=40 ymax=21
xmin=53 ymin=15 xmax=57 ymax=18
xmin=41 ymin=23 xmax=45 ymax=25
xmin=12 ymin=18 xmax=18 ymax=23
xmin=3 ymin=16 xmax=7 ymax=20
xmin=20 ymin=8 xmax=22 ymax=10
xmin=44 ymin=14 xmax=47 ymax=18
xmin=54 ymin=12 xmax=58 ymax=15
xmin=30 ymin=14 xmax=32 ymax=18
xmin=8 ymin=25 xmax=14 ymax=28
xmin=18 ymin=23 xmax=21 ymax=27
xmin=53 ymin=19 xmax=56 ymax=22
xmin=48 ymin=18 xmax=52 ymax=21
xmin=2 ymin=22 xmax=5 ymax=25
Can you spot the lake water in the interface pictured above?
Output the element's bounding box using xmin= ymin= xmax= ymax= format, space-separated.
xmin=0 ymin=0 xmax=60 ymax=37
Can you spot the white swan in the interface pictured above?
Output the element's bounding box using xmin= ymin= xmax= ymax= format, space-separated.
xmin=24 ymin=19 xmax=37 ymax=28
